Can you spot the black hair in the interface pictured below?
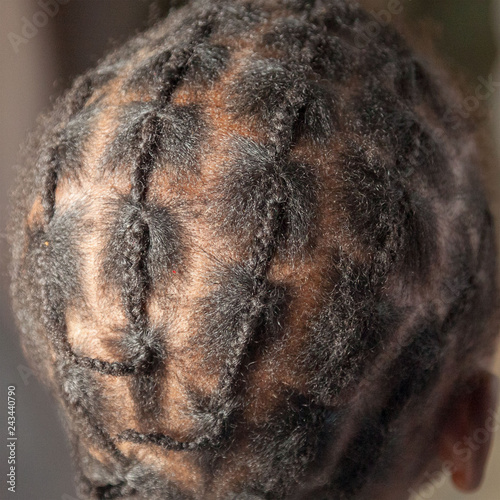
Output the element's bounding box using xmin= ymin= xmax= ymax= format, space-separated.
xmin=9 ymin=0 xmax=499 ymax=499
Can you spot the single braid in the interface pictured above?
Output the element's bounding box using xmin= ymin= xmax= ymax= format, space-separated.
xmin=35 ymin=77 xmax=131 ymax=462
xmin=115 ymin=8 xmax=223 ymax=445
xmin=202 ymin=84 xmax=304 ymax=448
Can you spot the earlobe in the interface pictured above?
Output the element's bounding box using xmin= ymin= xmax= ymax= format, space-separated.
xmin=438 ymin=371 xmax=499 ymax=492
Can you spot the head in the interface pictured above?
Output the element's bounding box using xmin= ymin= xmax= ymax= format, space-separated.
xmin=9 ymin=0 xmax=500 ymax=499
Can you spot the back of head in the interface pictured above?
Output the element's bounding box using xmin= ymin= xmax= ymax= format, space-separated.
xmin=10 ymin=0 xmax=499 ymax=498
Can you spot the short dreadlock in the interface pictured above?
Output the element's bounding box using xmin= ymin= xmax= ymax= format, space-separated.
xmin=9 ymin=0 xmax=500 ymax=499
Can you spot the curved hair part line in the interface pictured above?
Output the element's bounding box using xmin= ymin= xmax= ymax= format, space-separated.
xmin=9 ymin=0 xmax=499 ymax=499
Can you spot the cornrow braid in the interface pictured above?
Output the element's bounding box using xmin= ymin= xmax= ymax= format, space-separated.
xmin=10 ymin=0 xmax=499 ymax=499
xmin=34 ymin=77 xmax=131 ymax=465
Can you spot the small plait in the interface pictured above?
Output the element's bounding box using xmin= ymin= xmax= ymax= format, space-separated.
xmin=350 ymin=83 xmax=405 ymax=141
xmin=207 ymin=1 xmax=265 ymax=37
xmin=350 ymin=84 xmax=452 ymax=198
xmin=386 ymin=318 xmax=445 ymax=414
xmin=102 ymin=196 xmax=183 ymax=287
xmin=261 ymin=17 xmax=348 ymax=82
xmin=185 ymin=43 xmax=230 ymax=84
xmin=38 ymin=144 xmax=62 ymax=224
xmin=32 ymin=215 xmax=138 ymax=378
xmin=293 ymin=82 xmax=337 ymax=144
xmin=194 ymin=263 xmax=289 ymax=371
xmin=303 ymin=255 xmax=402 ymax=404
xmin=185 ymin=262 xmax=289 ymax=449
xmin=316 ymin=0 xmax=367 ymax=32
xmin=65 ymin=67 xmax=117 ymax=117
xmin=28 ymin=206 xmax=87 ymax=312
xmin=338 ymin=144 xmax=438 ymax=277
xmin=228 ymin=57 xmax=336 ymax=144
xmin=53 ymin=102 xmax=101 ymax=181
xmin=125 ymin=5 xmax=233 ymax=92
xmin=24 ymin=202 xmax=139 ymax=379
xmin=328 ymin=316 xmax=444 ymax=498
xmin=397 ymin=120 xmax=452 ymax=198
xmin=117 ymin=429 xmax=211 ymax=452
xmin=393 ymin=57 xmax=422 ymax=104
xmin=103 ymin=102 xmax=160 ymax=172
xmin=105 ymin=101 xmax=205 ymax=175
xmin=282 ymin=0 xmax=316 ymax=11
xmin=121 ymin=327 xmax=167 ymax=425
xmin=329 ymin=412 xmax=387 ymax=497
xmin=247 ymin=392 xmax=334 ymax=495
xmin=228 ymin=58 xmax=300 ymax=123
xmin=214 ymin=137 xmax=318 ymax=257
xmin=338 ymin=147 xmax=404 ymax=250
xmin=59 ymin=361 xmax=128 ymax=463
xmin=126 ymin=49 xmax=173 ymax=89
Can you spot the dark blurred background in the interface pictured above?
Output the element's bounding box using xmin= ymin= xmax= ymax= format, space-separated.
xmin=0 ymin=1 xmax=499 ymax=499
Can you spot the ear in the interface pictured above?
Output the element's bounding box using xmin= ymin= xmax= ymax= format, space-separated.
xmin=438 ymin=371 xmax=499 ymax=492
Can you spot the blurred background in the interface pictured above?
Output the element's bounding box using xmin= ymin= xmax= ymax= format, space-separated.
xmin=0 ymin=1 xmax=499 ymax=499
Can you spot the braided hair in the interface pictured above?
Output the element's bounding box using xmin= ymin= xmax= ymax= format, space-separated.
xmin=10 ymin=0 xmax=499 ymax=498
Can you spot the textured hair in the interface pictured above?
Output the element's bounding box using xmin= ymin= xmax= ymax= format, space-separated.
xmin=9 ymin=0 xmax=500 ymax=499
